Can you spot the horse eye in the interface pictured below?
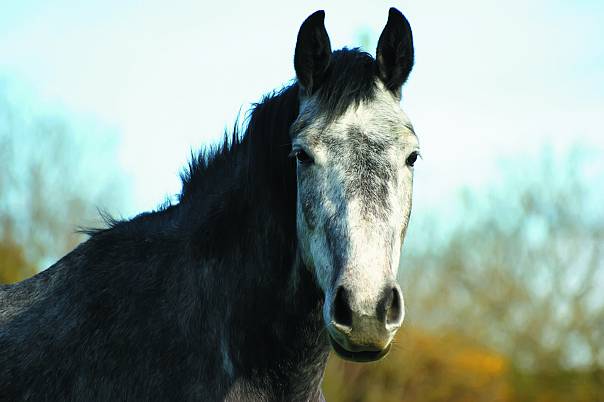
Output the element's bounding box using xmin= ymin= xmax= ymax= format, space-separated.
xmin=294 ymin=150 xmax=313 ymax=164
xmin=406 ymin=151 xmax=419 ymax=167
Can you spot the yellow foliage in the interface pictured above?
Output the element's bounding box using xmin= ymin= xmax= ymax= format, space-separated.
xmin=323 ymin=326 xmax=603 ymax=401
xmin=451 ymin=350 xmax=506 ymax=377
xmin=0 ymin=238 xmax=36 ymax=284
xmin=323 ymin=327 xmax=512 ymax=402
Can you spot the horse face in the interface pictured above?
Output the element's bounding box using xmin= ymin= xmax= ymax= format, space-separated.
xmin=292 ymin=9 xmax=417 ymax=362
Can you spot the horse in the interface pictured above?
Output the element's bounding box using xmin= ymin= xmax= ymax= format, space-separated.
xmin=0 ymin=8 xmax=418 ymax=401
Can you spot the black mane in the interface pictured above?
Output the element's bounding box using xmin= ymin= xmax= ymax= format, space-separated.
xmin=85 ymin=49 xmax=379 ymax=241
xmin=178 ymin=48 xmax=377 ymax=205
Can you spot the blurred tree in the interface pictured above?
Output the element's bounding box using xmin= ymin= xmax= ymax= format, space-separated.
xmin=0 ymin=80 xmax=124 ymax=283
xmin=405 ymin=147 xmax=604 ymax=370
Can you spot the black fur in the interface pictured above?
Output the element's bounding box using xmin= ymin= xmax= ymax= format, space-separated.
xmin=0 ymin=8 xmax=413 ymax=401
xmin=312 ymin=49 xmax=378 ymax=122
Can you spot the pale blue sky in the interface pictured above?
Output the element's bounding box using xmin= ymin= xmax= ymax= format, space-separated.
xmin=1 ymin=0 xmax=603 ymax=217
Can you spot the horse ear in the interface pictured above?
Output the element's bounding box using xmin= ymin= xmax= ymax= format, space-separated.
xmin=376 ymin=8 xmax=414 ymax=97
xmin=294 ymin=10 xmax=332 ymax=96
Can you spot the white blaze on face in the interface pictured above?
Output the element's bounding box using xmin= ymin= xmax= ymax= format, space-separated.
xmin=338 ymin=198 xmax=394 ymax=313
xmin=295 ymin=81 xmax=419 ymax=307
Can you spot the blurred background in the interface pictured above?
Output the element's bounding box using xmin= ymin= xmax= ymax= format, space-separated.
xmin=1 ymin=0 xmax=603 ymax=400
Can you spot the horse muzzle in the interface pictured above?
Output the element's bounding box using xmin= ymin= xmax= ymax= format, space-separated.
xmin=325 ymin=282 xmax=404 ymax=362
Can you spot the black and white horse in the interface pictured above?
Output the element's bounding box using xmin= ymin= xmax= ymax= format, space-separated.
xmin=0 ymin=8 xmax=418 ymax=401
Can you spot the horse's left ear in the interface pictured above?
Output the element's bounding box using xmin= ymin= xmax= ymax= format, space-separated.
xmin=376 ymin=8 xmax=414 ymax=97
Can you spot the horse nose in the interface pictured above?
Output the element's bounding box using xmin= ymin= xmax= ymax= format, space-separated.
xmin=379 ymin=284 xmax=404 ymax=330
xmin=330 ymin=283 xmax=404 ymax=350
xmin=332 ymin=286 xmax=354 ymax=331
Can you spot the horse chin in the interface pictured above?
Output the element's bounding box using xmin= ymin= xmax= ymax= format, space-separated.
xmin=328 ymin=334 xmax=391 ymax=363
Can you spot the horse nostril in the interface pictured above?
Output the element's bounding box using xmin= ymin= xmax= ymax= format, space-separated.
xmin=385 ymin=287 xmax=403 ymax=327
xmin=332 ymin=286 xmax=353 ymax=329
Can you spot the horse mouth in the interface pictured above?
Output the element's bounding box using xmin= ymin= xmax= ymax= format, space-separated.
xmin=328 ymin=334 xmax=391 ymax=363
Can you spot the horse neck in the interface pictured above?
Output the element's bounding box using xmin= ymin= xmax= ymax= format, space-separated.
xmin=181 ymin=85 xmax=329 ymax=396
xmin=223 ymin=176 xmax=328 ymax=398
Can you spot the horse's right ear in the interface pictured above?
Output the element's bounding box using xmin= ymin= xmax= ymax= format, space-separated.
xmin=294 ymin=10 xmax=332 ymax=96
